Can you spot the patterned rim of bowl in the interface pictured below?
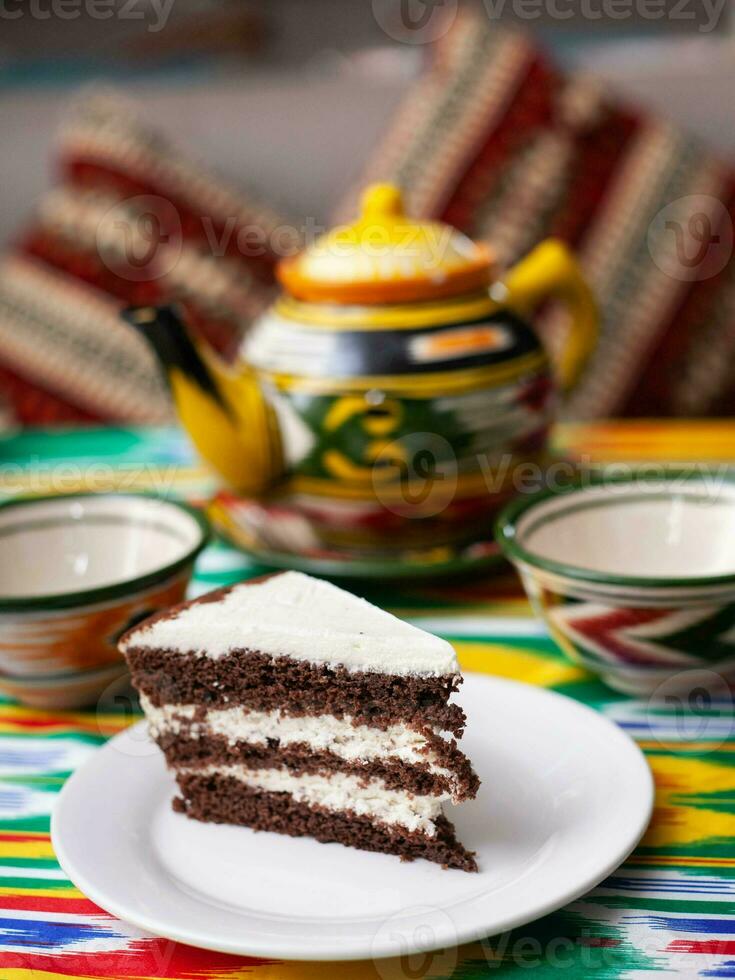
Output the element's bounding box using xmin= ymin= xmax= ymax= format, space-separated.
xmin=495 ymin=467 xmax=735 ymax=590
xmin=0 ymin=492 xmax=210 ymax=612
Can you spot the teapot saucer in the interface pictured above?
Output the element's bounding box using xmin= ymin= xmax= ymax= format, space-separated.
xmin=207 ymin=492 xmax=503 ymax=581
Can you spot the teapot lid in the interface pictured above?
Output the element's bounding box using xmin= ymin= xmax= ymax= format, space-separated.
xmin=277 ymin=184 xmax=495 ymax=305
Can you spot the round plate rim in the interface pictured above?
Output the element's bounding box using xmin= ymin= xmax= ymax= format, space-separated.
xmin=51 ymin=675 xmax=654 ymax=961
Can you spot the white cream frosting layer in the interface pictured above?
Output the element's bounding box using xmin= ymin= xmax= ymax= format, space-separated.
xmin=142 ymin=697 xmax=458 ymax=791
xmin=179 ymin=764 xmax=445 ymax=835
xmin=122 ymin=571 xmax=458 ymax=676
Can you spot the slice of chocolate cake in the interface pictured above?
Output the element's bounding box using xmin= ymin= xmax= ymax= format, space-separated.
xmin=120 ymin=571 xmax=479 ymax=871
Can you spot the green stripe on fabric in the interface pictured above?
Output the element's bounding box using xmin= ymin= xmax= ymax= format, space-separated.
xmin=585 ymin=895 xmax=735 ymax=913
xmin=0 ymin=817 xmax=50 ymax=832
xmin=670 ymin=790 xmax=735 ymax=813
xmin=0 ymin=858 xmax=61 ymax=870
xmin=636 ymin=838 xmax=735 ymax=860
xmin=457 ymin=909 xmax=658 ymax=978
xmin=0 ymin=876 xmax=76 ymax=890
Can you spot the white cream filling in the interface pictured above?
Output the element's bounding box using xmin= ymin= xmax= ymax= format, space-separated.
xmin=142 ymin=698 xmax=460 ymax=795
xmin=122 ymin=571 xmax=458 ymax=676
xmin=179 ymin=764 xmax=445 ymax=836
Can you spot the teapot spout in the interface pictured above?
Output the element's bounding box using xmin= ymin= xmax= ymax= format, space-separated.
xmin=124 ymin=305 xmax=228 ymax=408
xmin=124 ymin=306 xmax=282 ymax=494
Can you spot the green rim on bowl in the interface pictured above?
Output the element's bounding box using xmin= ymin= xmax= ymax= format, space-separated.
xmin=0 ymin=492 xmax=210 ymax=612
xmin=495 ymin=467 xmax=735 ymax=590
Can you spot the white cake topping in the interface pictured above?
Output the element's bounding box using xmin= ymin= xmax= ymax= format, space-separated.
xmin=122 ymin=571 xmax=458 ymax=676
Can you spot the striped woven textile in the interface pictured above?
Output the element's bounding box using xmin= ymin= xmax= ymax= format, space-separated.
xmin=0 ymin=419 xmax=733 ymax=978
xmin=336 ymin=11 xmax=735 ymax=420
xmin=0 ymin=91 xmax=296 ymax=428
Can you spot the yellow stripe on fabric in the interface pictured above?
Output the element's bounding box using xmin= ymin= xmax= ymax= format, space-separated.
xmin=1 ymin=972 xmax=149 ymax=980
xmin=556 ymin=420 xmax=735 ymax=463
xmin=0 ymin=885 xmax=85 ymax=898
xmin=0 ymin=840 xmax=56 ymax=859
xmin=3 ymin=972 xmax=103 ymax=980
xmin=627 ymin=855 xmax=735 ymax=867
xmin=636 ymin=740 xmax=735 ymax=754
xmin=642 ymin=753 xmax=735 ymax=849
xmin=454 ymin=640 xmax=587 ymax=687
xmin=240 ymin=939 xmax=495 ymax=979
xmin=243 ymin=957 xmax=470 ymax=979
xmin=0 ymin=722 xmax=129 ymax=738
xmin=0 ymin=465 xmax=216 ymax=498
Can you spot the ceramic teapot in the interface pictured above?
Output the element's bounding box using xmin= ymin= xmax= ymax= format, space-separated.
xmin=128 ymin=184 xmax=597 ymax=556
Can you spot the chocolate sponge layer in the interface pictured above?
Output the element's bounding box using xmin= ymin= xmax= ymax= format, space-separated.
xmin=126 ymin=647 xmax=466 ymax=736
xmin=156 ymin=730 xmax=479 ymax=801
xmin=173 ymin=771 xmax=478 ymax=872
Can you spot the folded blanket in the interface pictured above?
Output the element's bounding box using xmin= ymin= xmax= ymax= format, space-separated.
xmin=0 ymin=91 xmax=297 ymax=425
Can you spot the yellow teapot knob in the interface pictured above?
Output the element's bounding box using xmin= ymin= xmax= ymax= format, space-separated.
xmin=360 ymin=183 xmax=405 ymax=220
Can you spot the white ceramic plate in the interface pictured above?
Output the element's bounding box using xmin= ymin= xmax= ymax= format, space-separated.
xmin=52 ymin=675 xmax=653 ymax=962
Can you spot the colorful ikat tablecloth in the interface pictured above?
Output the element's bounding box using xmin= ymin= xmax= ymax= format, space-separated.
xmin=0 ymin=421 xmax=733 ymax=979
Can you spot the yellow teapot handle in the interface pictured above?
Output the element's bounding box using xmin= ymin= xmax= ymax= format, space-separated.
xmin=501 ymin=239 xmax=598 ymax=392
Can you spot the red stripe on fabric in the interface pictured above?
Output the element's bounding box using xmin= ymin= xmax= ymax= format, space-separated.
xmin=0 ymin=718 xmax=87 ymax=731
xmin=0 ymin=716 xmax=125 ymax=732
xmin=0 ymin=833 xmax=51 ymax=842
xmin=667 ymin=939 xmax=735 ymax=955
xmin=568 ymin=608 xmax=673 ymax=665
xmin=0 ymin=943 xmax=275 ymax=977
xmin=0 ymin=895 xmax=105 ymax=914
xmin=440 ymin=55 xmax=557 ymax=231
